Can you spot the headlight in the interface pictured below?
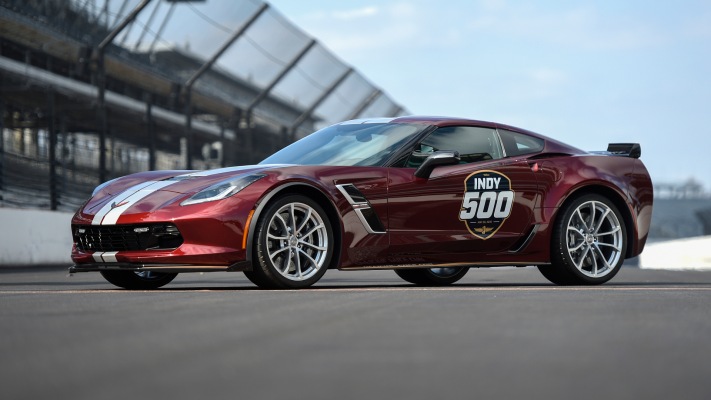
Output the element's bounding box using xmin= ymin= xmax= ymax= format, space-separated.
xmin=180 ymin=174 xmax=265 ymax=206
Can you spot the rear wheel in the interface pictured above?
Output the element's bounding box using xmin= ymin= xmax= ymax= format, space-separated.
xmin=100 ymin=270 xmax=177 ymax=290
xmin=395 ymin=267 xmax=469 ymax=286
xmin=542 ymin=194 xmax=627 ymax=285
xmin=248 ymin=195 xmax=333 ymax=289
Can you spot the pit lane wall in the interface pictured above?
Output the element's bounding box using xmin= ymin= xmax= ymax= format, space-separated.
xmin=0 ymin=208 xmax=73 ymax=265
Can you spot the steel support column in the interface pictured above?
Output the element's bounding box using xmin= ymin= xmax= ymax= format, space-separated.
xmin=290 ymin=68 xmax=354 ymax=138
xmin=47 ymin=90 xmax=58 ymax=210
xmin=219 ymin=121 xmax=226 ymax=168
xmin=182 ymin=3 xmax=269 ymax=91
xmin=93 ymin=0 xmax=153 ymax=182
xmin=0 ymin=97 xmax=4 ymax=193
xmin=182 ymin=3 xmax=269 ymax=169
xmin=96 ymin=58 xmax=107 ymax=182
xmin=387 ymin=104 xmax=403 ymax=117
xmin=184 ymin=90 xmax=193 ymax=169
xmin=347 ymin=89 xmax=382 ymax=120
xmin=246 ymin=39 xmax=316 ymax=116
xmin=59 ymin=114 xmax=67 ymax=202
xmin=148 ymin=2 xmax=177 ymax=54
xmin=229 ymin=108 xmax=244 ymax=166
xmin=133 ymin=1 xmax=162 ymax=51
xmin=145 ymin=93 xmax=156 ymax=170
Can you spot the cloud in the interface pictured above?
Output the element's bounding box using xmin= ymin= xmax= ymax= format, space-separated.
xmin=332 ymin=6 xmax=379 ymax=20
xmin=292 ymin=1 xmax=671 ymax=69
xmin=293 ymin=2 xmax=425 ymax=56
xmin=296 ymin=5 xmax=381 ymax=22
xmin=468 ymin=4 xmax=667 ymax=51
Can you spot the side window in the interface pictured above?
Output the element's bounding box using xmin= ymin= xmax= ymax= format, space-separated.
xmin=498 ymin=129 xmax=545 ymax=157
xmin=405 ymin=126 xmax=503 ymax=168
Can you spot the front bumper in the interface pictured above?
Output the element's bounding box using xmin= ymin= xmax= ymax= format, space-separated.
xmin=69 ymin=260 xmax=251 ymax=274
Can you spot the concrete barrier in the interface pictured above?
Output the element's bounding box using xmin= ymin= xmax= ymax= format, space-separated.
xmin=0 ymin=208 xmax=74 ymax=265
xmin=639 ymin=236 xmax=711 ymax=270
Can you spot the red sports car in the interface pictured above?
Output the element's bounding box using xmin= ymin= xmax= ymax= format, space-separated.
xmin=70 ymin=116 xmax=653 ymax=289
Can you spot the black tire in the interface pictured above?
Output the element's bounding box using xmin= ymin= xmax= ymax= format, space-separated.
xmin=543 ymin=194 xmax=628 ymax=285
xmin=395 ymin=267 xmax=469 ymax=286
xmin=242 ymin=269 xmax=274 ymax=288
xmin=249 ymin=195 xmax=334 ymax=289
xmin=100 ymin=270 xmax=177 ymax=290
xmin=536 ymin=265 xmax=578 ymax=285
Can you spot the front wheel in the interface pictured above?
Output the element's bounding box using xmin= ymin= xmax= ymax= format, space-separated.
xmin=100 ymin=270 xmax=177 ymax=290
xmin=395 ymin=267 xmax=469 ymax=286
xmin=249 ymin=195 xmax=334 ymax=289
xmin=543 ymin=194 xmax=627 ymax=285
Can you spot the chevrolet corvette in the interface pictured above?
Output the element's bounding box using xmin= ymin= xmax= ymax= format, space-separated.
xmin=69 ymin=116 xmax=653 ymax=289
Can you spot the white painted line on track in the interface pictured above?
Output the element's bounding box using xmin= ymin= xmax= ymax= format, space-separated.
xmin=3 ymin=286 xmax=711 ymax=294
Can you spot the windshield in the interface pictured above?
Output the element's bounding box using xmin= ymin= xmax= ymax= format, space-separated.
xmin=260 ymin=123 xmax=426 ymax=167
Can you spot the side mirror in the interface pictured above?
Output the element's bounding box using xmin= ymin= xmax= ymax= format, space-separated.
xmin=414 ymin=150 xmax=460 ymax=179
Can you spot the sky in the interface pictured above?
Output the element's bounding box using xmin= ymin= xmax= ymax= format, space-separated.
xmin=264 ymin=0 xmax=711 ymax=191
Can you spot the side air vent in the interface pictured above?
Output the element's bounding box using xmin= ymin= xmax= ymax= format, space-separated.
xmin=359 ymin=208 xmax=386 ymax=233
xmin=508 ymin=225 xmax=538 ymax=253
xmin=336 ymin=184 xmax=386 ymax=234
xmin=340 ymin=184 xmax=368 ymax=204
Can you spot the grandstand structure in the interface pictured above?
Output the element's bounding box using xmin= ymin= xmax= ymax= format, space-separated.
xmin=0 ymin=0 xmax=407 ymax=212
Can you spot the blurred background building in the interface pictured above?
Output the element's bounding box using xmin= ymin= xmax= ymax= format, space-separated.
xmin=0 ymin=0 xmax=407 ymax=212
xmin=651 ymin=179 xmax=711 ymax=239
xmin=0 ymin=0 xmax=709 ymax=258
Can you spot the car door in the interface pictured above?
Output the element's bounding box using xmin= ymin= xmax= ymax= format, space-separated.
xmin=386 ymin=125 xmax=538 ymax=263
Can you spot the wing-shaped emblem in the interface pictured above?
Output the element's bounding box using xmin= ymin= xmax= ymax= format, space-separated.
xmin=473 ymin=226 xmax=493 ymax=235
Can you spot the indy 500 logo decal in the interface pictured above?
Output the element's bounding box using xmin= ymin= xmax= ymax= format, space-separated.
xmin=459 ymin=170 xmax=514 ymax=239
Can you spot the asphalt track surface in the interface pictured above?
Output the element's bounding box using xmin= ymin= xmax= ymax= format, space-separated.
xmin=2 ymin=266 xmax=711 ymax=400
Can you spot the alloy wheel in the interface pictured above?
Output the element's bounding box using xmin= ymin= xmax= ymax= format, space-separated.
xmin=565 ymin=200 xmax=623 ymax=278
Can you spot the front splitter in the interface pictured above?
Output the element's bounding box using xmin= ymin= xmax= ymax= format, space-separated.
xmin=69 ymin=261 xmax=251 ymax=274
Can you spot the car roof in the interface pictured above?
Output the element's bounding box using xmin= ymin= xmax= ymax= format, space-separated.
xmin=388 ymin=115 xmax=543 ymax=138
xmin=365 ymin=115 xmax=585 ymax=155
xmin=391 ymin=115 xmax=497 ymax=127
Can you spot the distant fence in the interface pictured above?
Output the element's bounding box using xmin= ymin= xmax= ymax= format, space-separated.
xmin=2 ymin=125 xmax=94 ymax=212
xmin=0 ymin=0 xmax=408 ymax=213
xmin=0 ymin=124 xmax=184 ymax=212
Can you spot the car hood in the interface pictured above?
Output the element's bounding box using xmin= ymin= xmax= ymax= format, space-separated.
xmin=76 ymin=165 xmax=290 ymax=223
xmin=99 ymin=165 xmax=289 ymax=196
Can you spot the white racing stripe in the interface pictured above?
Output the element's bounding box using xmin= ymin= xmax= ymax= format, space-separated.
xmin=91 ymin=181 xmax=157 ymax=225
xmin=100 ymin=180 xmax=176 ymax=225
xmin=101 ymin=252 xmax=119 ymax=263
xmin=91 ymin=251 xmax=119 ymax=263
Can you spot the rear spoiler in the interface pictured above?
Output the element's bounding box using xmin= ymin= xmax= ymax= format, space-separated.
xmin=606 ymin=143 xmax=641 ymax=159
